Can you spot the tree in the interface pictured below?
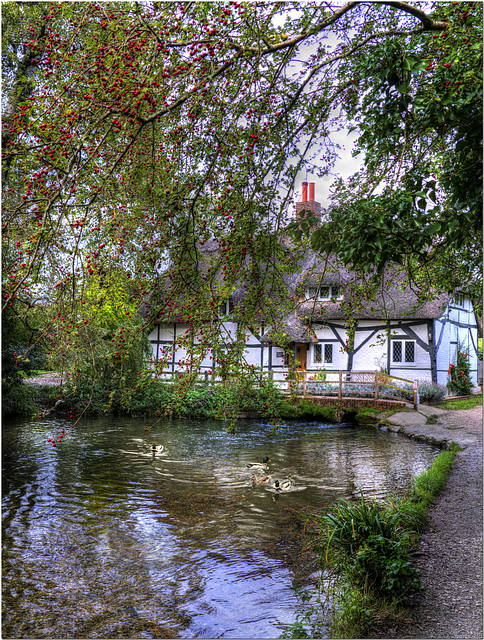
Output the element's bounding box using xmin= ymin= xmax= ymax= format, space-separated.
xmin=2 ymin=1 xmax=478 ymax=411
xmin=308 ymin=2 xmax=482 ymax=304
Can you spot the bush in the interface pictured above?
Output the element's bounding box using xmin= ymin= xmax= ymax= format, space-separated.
xmin=316 ymin=491 xmax=421 ymax=599
xmin=417 ymin=381 xmax=447 ymax=403
xmin=49 ymin=375 xmax=285 ymax=421
xmin=447 ymin=347 xmax=474 ymax=396
xmin=2 ymin=381 xmax=39 ymax=416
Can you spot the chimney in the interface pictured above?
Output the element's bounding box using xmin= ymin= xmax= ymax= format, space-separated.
xmin=296 ymin=181 xmax=321 ymax=225
xmin=302 ymin=181 xmax=308 ymax=202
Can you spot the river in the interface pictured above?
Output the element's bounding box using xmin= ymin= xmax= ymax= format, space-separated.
xmin=2 ymin=415 xmax=439 ymax=638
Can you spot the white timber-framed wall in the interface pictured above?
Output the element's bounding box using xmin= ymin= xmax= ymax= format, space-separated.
xmin=148 ymin=293 xmax=480 ymax=388
xmin=433 ymin=294 xmax=479 ymax=387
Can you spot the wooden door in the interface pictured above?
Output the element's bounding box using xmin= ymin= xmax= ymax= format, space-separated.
xmin=295 ymin=343 xmax=307 ymax=373
xmin=288 ymin=342 xmax=307 ymax=386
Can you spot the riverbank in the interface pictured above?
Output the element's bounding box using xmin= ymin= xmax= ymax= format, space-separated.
xmin=373 ymin=404 xmax=483 ymax=639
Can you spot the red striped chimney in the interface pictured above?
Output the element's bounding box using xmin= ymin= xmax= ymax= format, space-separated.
xmin=302 ymin=182 xmax=308 ymax=202
xmin=295 ymin=181 xmax=322 ymax=226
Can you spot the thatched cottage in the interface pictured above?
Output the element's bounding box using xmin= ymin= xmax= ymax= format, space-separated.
xmin=146 ymin=183 xmax=480 ymax=388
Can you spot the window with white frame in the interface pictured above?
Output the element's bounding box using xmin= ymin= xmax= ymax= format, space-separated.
xmin=453 ymin=293 xmax=465 ymax=308
xmin=218 ymin=297 xmax=234 ymax=316
xmin=307 ymin=285 xmax=343 ymax=301
xmin=392 ymin=340 xmax=415 ymax=364
xmin=313 ymin=343 xmax=333 ymax=364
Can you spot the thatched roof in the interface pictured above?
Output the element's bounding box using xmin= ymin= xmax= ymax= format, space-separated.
xmin=141 ymin=238 xmax=451 ymax=332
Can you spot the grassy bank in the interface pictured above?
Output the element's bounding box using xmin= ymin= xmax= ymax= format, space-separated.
xmin=282 ymin=445 xmax=461 ymax=639
xmin=434 ymin=395 xmax=482 ymax=410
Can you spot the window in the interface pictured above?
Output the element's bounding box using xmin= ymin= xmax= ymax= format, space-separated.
xmin=314 ymin=343 xmax=333 ymax=364
xmin=392 ymin=340 xmax=415 ymax=364
xmin=307 ymin=285 xmax=343 ymax=301
xmin=218 ymin=297 xmax=234 ymax=316
xmin=453 ymin=293 xmax=465 ymax=308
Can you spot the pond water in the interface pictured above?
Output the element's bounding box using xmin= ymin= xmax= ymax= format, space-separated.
xmin=2 ymin=415 xmax=440 ymax=639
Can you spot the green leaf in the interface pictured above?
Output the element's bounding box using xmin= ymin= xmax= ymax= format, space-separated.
xmin=424 ymin=222 xmax=442 ymax=235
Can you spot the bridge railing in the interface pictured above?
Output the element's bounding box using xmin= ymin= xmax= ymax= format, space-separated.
xmin=268 ymin=369 xmax=418 ymax=409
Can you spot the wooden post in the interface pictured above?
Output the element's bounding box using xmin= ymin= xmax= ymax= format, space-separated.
xmin=303 ymin=371 xmax=306 ymax=397
xmin=338 ymin=370 xmax=342 ymax=399
xmin=374 ymin=370 xmax=379 ymax=400
xmin=414 ymin=380 xmax=418 ymax=410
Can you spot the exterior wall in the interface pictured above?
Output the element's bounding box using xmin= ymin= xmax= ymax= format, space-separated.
xmin=385 ymin=320 xmax=433 ymax=382
xmin=309 ymin=323 xmax=347 ymax=371
xmin=148 ymin=296 xmax=479 ymax=388
xmin=434 ymin=297 xmax=479 ymax=388
xmin=310 ymin=320 xmax=433 ymax=383
xmin=148 ymin=321 xmax=268 ymax=375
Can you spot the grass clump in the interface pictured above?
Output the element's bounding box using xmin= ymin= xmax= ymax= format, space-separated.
xmin=409 ymin=447 xmax=459 ymax=506
xmin=437 ymin=395 xmax=482 ymax=410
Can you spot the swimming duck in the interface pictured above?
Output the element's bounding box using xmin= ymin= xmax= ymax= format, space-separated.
xmin=150 ymin=444 xmax=164 ymax=453
xmin=252 ymin=475 xmax=272 ymax=484
xmin=246 ymin=456 xmax=271 ymax=470
xmin=273 ymin=479 xmax=292 ymax=491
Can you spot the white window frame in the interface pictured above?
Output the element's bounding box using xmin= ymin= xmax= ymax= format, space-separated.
xmin=307 ymin=285 xmax=343 ymax=301
xmin=391 ymin=339 xmax=416 ymax=364
xmin=453 ymin=293 xmax=465 ymax=308
xmin=218 ymin=297 xmax=234 ymax=316
xmin=313 ymin=342 xmax=333 ymax=365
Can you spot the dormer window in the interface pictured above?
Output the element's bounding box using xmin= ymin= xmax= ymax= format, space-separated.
xmin=218 ymin=297 xmax=234 ymax=316
xmin=307 ymin=285 xmax=343 ymax=301
xmin=453 ymin=293 xmax=465 ymax=308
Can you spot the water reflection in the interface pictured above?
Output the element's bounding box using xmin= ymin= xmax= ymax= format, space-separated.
xmin=2 ymin=416 xmax=439 ymax=638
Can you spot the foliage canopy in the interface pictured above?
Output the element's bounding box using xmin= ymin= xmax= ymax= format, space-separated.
xmin=2 ymin=1 xmax=481 ymax=414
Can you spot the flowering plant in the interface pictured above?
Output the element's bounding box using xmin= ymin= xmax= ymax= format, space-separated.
xmin=447 ymin=348 xmax=473 ymax=396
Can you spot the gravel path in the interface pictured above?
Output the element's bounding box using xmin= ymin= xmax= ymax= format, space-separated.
xmin=377 ymin=405 xmax=483 ymax=639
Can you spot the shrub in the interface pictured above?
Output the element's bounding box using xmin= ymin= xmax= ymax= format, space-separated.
xmin=2 ymin=381 xmax=39 ymax=416
xmin=316 ymin=491 xmax=421 ymax=600
xmin=447 ymin=347 xmax=474 ymax=396
xmin=417 ymin=381 xmax=447 ymax=403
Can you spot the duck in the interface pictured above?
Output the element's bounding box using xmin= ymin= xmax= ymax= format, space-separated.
xmin=150 ymin=444 xmax=164 ymax=453
xmin=246 ymin=456 xmax=271 ymax=470
xmin=273 ymin=479 xmax=292 ymax=491
xmin=252 ymin=475 xmax=272 ymax=484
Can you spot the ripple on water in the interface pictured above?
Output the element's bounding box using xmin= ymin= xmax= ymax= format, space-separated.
xmin=2 ymin=416 xmax=440 ymax=639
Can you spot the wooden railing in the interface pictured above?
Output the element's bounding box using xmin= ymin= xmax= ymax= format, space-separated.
xmin=268 ymin=369 xmax=419 ymax=409
xmin=151 ymin=369 xmax=419 ymax=409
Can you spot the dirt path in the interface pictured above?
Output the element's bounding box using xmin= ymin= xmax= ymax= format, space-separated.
xmin=377 ymin=405 xmax=483 ymax=639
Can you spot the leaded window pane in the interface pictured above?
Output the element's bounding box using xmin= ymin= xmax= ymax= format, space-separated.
xmin=405 ymin=341 xmax=415 ymax=363
xmin=308 ymin=287 xmax=318 ymax=300
xmin=314 ymin=344 xmax=322 ymax=363
xmin=324 ymin=344 xmax=333 ymax=363
xmin=393 ymin=341 xmax=402 ymax=363
xmin=319 ymin=286 xmax=330 ymax=299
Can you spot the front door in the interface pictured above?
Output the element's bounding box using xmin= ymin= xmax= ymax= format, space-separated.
xmin=288 ymin=342 xmax=307 ymax=384
xmin=295 ymin=343 xmax=307 ymax=374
